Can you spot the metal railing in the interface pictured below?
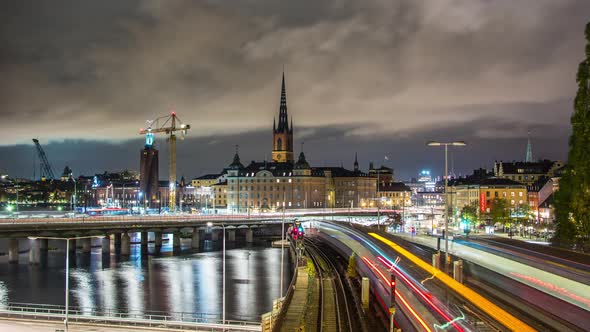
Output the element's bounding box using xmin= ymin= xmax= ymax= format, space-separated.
xmin=0 ymin=302 xmax=261 ymax=331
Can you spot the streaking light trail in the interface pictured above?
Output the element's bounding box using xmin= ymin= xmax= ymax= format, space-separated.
xmin=362 ymin=256 xmax=433 ymax=332
xmin=377 ymin=256 xmax=464 ymax=332
xmin=369 ymin=233 xmax=535 ymax=332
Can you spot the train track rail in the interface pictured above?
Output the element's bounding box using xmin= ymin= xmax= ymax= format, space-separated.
xmin=304 ymin=238 xmax=354 ymax=332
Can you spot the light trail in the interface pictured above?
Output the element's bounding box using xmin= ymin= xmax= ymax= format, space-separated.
xmin=369 ymin=232 xmax=535 ymax=332
xmin=362 ymin=257 xmax=433 ymax=332
xmin=377 ymin=256 xmax=464 ymax=332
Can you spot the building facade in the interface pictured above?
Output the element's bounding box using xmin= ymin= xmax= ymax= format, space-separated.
xmin=217 ymin=73 xmax=377 ymax=212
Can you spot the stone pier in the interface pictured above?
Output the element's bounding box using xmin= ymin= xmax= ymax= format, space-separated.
xmin=69 ymin=239 xmax=77 ymax=253
xmin=228 ymin=230 xmax=236 ymax=242
xmin=8 ymin=239 xmax=18 ymax=263
xmin=81 ymin=238 xmax=92 ymax=253
xmin=102 ymin=236 xmax=110 ymax=254
xmin=191 ymin=228 xmax=200 ymax=249
xmin=211 ymin=230 xmax=219 ymax=241
xmin=141 ymin=232 xmax=148 ymax=253
xmin=154 ymin=231 xmax=162 ymax=253
xmin=173 ymin=232 xmax=181 ymax=253
xmin=245 ymin=228 xmax=253 ymax=243
xmin=29 ymin=239 xmax=40 ymax=264
xmin=121 ymin=232 xmax=131 ymax=255
xmin=110 ymin=234 xmax=121 ymax=253
xmin=40 ymin=239 xmax=49 ymax=251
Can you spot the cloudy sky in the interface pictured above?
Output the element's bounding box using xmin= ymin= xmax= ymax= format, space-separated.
xmin=0 ymin=0 xmax=588 ymax=180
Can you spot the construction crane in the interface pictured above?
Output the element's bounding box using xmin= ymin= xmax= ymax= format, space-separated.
xmin=139 ymin=112 xmax=190 ymax=212
xmin=32 ymin=139 xmax=56 ymax=180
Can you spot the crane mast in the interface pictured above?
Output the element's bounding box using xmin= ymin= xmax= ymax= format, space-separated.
xmin=32 ymin=139 xmax=56 ymax=180
xmin=139 ymin=112 xmax=190 ymax=212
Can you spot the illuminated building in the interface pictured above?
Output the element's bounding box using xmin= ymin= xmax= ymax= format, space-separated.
xmin=377 ymin=182 xmax=412 ymax=209
xmin=219 ymin=73 xmax=377 ymax=212
xmin=139 ymin=134 xmax=159 ymax=208
xmin=493 ymin=160 xmax=563 ymax=186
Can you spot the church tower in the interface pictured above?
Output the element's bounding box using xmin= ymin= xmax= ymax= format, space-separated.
xmin=272 ymin=72 xmax=294 ymax=163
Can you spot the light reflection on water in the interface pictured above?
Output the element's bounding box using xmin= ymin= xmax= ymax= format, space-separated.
xmin=0 ymin=239 xmax=289 ymax=321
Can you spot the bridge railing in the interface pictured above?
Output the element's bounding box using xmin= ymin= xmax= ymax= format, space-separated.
xmin=0 ymin=208 xmax=386 ymax=225
xmin=0 ymin=302 xmax=260 ymax=329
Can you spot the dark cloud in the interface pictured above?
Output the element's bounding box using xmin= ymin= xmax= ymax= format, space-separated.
xmin=0 ymin=0 xmax=586 ymax=178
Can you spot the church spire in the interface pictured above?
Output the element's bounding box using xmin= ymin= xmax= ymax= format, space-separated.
xmin=277 ymin=72 xmax=288 ymax=131
xmin=525 ymin=131 xmax=533 ymax=162
xmin=354 ymin=152 xmax=359 ymax=172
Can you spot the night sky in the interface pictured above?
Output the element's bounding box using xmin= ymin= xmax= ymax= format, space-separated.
xmin=1 ymin=1 xmax=589 ymax=180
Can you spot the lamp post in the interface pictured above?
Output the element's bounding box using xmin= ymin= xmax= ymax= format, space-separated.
xmin=27 ymin=235 xmax=105 ymax=332
xmin=207 ymin=222 xmax=226 ymax=327
xmin=426 ymin=141 xmax=466 ymax=274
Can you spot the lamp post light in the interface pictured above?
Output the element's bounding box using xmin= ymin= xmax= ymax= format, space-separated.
xmin=207 ymin=222 xmax=226 ymax=327
xmin=427 ymin=141 xmax=466 ymax=274
xmin=27 ymin=235 xmax=105 ymax=332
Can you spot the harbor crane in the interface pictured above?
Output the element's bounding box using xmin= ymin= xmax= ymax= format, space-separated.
xmin=32 ymin=138 xmax=56 ymax=180
xmin=139 ymin=112 xmax=190 ymax=212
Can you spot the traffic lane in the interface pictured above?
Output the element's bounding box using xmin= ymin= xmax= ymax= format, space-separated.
xmin=395 ymin=232 xmax=590 ymax=312
xmin=456 ymin=237 xmax=590 ymax=285
xmin=315 ymin=223 xmax=460 ymax=331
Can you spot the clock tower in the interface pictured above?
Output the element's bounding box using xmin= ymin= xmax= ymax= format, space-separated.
xmin=272 ymin=72 xmax=294 ymax=163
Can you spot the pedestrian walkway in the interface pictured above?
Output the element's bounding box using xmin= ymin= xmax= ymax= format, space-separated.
xmin=280 ymin=266 xmax=310 ymax=332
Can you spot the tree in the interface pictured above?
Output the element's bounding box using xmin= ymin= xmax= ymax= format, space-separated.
xmin=554 ymin=22 xmax=590 ymax=249
xmin=460 ymin=202 xmax=479 ymax=235
xmin=488 ymin=198 xmax=510 ymax=229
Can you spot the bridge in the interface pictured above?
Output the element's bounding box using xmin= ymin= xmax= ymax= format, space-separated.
xmin=0 ymin=210 xmax=384 ymax=264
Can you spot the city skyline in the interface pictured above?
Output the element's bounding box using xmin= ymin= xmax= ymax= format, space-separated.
xmin=1 ymin=0 xmax=587 ymax=179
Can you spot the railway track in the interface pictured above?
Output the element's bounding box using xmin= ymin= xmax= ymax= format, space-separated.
xmin=304 ymin=238 xmax=354 ymax=332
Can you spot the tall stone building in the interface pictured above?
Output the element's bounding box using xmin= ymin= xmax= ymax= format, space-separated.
xmin=139 ymin=133 xmax=159 ymax=207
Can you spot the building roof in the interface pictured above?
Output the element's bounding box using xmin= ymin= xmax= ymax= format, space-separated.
xmin=497 ymin=160 xmax=556 ymax=174
xmin=527 ymin=176 xmax=550 ymax=192
xmin=451 ymin=177 xmax=525 ymax=187
xmin=379 ymin=182 xmax=411 ymax=192
xmin=194 ymin=174 xmax=220 ymax=180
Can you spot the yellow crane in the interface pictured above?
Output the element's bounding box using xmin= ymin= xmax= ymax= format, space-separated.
xmin=139 ymin=112 xmax=190 ymax=212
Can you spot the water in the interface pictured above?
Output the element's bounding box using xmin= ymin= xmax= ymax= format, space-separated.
xmin=0 ymin=237 xmax=290 ymax=322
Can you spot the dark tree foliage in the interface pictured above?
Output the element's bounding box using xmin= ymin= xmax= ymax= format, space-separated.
xmin=554 ymin=22 xmax=590 ymax=250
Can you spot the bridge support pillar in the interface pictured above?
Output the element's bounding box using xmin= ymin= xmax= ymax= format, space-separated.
xmin=110 ymin=233 xmax=121 ymax=253
xmin=211 ymin=230 xmax=219 ymax=241
xmin=154 ymin=232 xmax=162 ymax=253
xmin=102 ymin=236 xmax=110 ymax=254
xmin=228 ymin=230 xmax=236 ymax=242
xmin=40 ymin=239 xmax=49 ymax=251
xmin=173 ymin=232 xmax=181 ymax=253
xmin=141 ymin=232 xmax=148 ymax=253
xmin=8 ymin=239 xmax=18 ymax=263
xmin=29 ymin=239 xmax=40 ymax=264
xmin=245 ymin=228 xmax=253 ymax=243
xmin=121 ymin=232 xmax=131 ymax=256
xmin=81 ymin=238 xmax=92 ymax=253
xmin=69 ymin=239 xmax=77 ymax=253
xmin=191 ymin=228 xmax=200 ymax=249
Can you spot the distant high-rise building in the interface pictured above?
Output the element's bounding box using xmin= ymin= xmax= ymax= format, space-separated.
xmin=140 ymin=138 xmax=159 ymax=207
xmin=525 ymin=131 xmax=533 ymax=162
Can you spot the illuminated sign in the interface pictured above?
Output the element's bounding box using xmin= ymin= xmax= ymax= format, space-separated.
xmin=145 ymin=132 xmax=154 ymax=147
xmin=479 ymin=192 xmax=486 ymax=213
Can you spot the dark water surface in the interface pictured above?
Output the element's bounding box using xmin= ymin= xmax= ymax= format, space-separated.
xmin=0 ymin=236 xmax=290 ymax=322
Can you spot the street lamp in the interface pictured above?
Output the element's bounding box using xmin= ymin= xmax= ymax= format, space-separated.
xmin=207 ymin=222 xmax=226 ymax=327
xmin=426 ymin=141 xmax=466 ymax=274
xmin=27 ymin=235 xmax=105 ymax=332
